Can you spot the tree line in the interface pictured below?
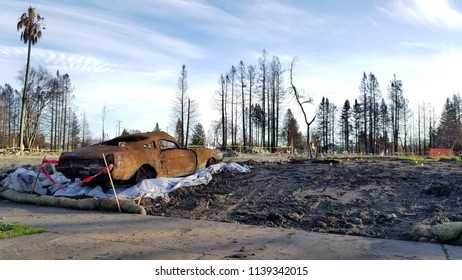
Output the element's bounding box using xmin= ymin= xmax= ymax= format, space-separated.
xmin=0 ymin=66 xmax=92 ymax=151
xmin=208 ymin=49 xmax=462 ymax=156
xmin=316 ymin=72 xmax=459 ymax=156
xmin=211 ymin=49 xmax=288 ymax=152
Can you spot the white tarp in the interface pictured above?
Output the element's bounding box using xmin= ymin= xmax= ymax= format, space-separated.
xmin=0 ymin=167 xmax=71 ymax=195
xmin=1 ymin=162 xmax=250 ymax=201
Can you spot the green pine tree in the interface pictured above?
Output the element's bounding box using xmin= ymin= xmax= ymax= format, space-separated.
xmin=191 ymin=123 xmax=206 ymax=146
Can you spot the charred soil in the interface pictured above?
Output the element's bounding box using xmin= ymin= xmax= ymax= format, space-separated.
xmin=143 ymin=157 xmax=462 ymax=245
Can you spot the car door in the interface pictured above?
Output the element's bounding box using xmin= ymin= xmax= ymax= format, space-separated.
xmin=159 ymin=139 xmax=197 ymax=177
xmin=142 ymin=140 xmax=166 ymax=174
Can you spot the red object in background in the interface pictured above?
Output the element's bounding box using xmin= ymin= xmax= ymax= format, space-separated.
xmin=429 ymin=148 xmax=454 ymax=158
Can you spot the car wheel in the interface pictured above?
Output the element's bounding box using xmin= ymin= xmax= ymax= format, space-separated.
xmin=134 ymin=165 xmax=157 ymax=184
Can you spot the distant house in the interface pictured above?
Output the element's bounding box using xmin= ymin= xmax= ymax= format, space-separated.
xmin=429 ymin=148 xmax=454 ymax=158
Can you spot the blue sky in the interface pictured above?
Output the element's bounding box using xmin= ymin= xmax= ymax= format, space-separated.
xmin=2 ymin=0 xmax=462 ymax=140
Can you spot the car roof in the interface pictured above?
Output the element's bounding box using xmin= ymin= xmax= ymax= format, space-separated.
xmin=99 ymin=131 xmax=175 ymax=145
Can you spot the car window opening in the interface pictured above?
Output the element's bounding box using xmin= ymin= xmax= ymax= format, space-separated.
xmin=160 ymin=139 xmax=178 ymax=151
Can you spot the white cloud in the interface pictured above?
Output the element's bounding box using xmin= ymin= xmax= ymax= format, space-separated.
xmin=204 ymin=0 xmax=325 ymax=44
xmin=0 ymin=46 xmax=127 ymax=74
xmin=380 ymin=0 xmax=462 ymax=30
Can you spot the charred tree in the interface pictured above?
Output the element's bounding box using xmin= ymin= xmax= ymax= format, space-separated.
xmin=288 ymin=58 xmax=316 ymax=159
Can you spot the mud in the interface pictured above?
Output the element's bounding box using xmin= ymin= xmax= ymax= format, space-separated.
xmin=143 ymin=157 xmax=462 ymax=245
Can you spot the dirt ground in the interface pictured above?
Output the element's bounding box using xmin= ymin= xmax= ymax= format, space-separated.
xmin=144 ymin=156 xmax=462 ymax=245
xmin=2 ymin=155 xmax=462 ymax=245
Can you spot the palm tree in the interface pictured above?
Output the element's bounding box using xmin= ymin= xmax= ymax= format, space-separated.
xmin=17 ymin=6 xmax=44 ymax=155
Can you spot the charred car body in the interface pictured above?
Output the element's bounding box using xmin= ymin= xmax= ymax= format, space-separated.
xmin=56 ymin=132 xmax=223 ymax=185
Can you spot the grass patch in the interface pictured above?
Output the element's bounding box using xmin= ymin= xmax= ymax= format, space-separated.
xmin=399 ymin=155 xmax=462 ymax=163
xmin=398 ymin=156 xmax=433 ymax=162
xmin=438 ymin=156 xmax=462 ymax=162
xmin=0 ymin=222 xmax=47 ymax=239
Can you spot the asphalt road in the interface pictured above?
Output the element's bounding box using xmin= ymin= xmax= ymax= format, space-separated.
xmin=1 ymin=199 xmax=462 ymax=260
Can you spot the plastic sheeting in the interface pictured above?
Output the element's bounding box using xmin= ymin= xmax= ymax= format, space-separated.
xmin=1 ymin=162 xmax=250 ymax=201
xmin=1 ymin=167 xmax=71 ymax=196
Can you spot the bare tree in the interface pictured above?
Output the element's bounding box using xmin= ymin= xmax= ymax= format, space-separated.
xmin=247 ymin=65 xmax=256 ymax=147
xmin=428 ymin=104 xmax=437 ymax=150
xmin=185 ymin=98 xmax=191 ymax=147
xmin=228 ymin=66 xmax=237 ymax=147
xmin=170 ymin=64 xmax=198 ymax=147
xmin=352 ymin=99 xmax=362 ymax=153
xmin=269 ymin=56 xmax=284 ymax=152
xmin=359 ymin=72 xmax=368 ymax=153
xmin=69 ymin=111 xmax=80 ymax=150
xmin=45 ymin=70 xmax=73 ymax=151
xmin=16 ymin=65 xmax=53 ymax=149
xmin=330 ymin=103 xmax=338 ymax=151
xmin=81 ymin=112 xmax=92 ymax=147
xmin=219 ymin=74 xmax=227 ymax=147
xmin=0 ymin=84 xmax=18 ymax=147
xmin=258 ymin=50 xmax=268 ymax=149
xmin=49 ymin=72 xmax=58 ymax=150
xmin=388 ymin=74 xmax=404 ymax=154
xmin=176 ymin=64 xmax=187 ymax=146
xmin=366 ymin=73 xmax=380 ymax=154
xmin=379 ymin=98 xmax=389 ymax=155
xmin=288 ymin=58 xmax=316 ymax=158
xmin=317 ymin=97 xmax=330 ymax=152
xmin=211 ymin=74 xmax=228 ymax=147
xmin=340 ymin=100 xmax=351 ymax=152
xmin=61 ymin=74 xmax=70 ymax=150
xmin=239 ymin=61 xmax=247 ymax=147
xmin=101 ymin=103 xmax=108 ymax=141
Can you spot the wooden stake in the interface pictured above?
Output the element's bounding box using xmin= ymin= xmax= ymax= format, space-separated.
xmin=103 ymin=153 xmax=121 ymax=212
xmin=31 ymin=156 xmax=46 ymax=194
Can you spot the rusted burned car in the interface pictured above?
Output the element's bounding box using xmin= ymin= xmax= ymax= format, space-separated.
xmin=56 ymin=132 xmax=222 ymax=185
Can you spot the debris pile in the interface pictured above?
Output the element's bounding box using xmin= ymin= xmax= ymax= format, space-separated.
xmin=0 ymin=161 xmax=250 ymax=214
